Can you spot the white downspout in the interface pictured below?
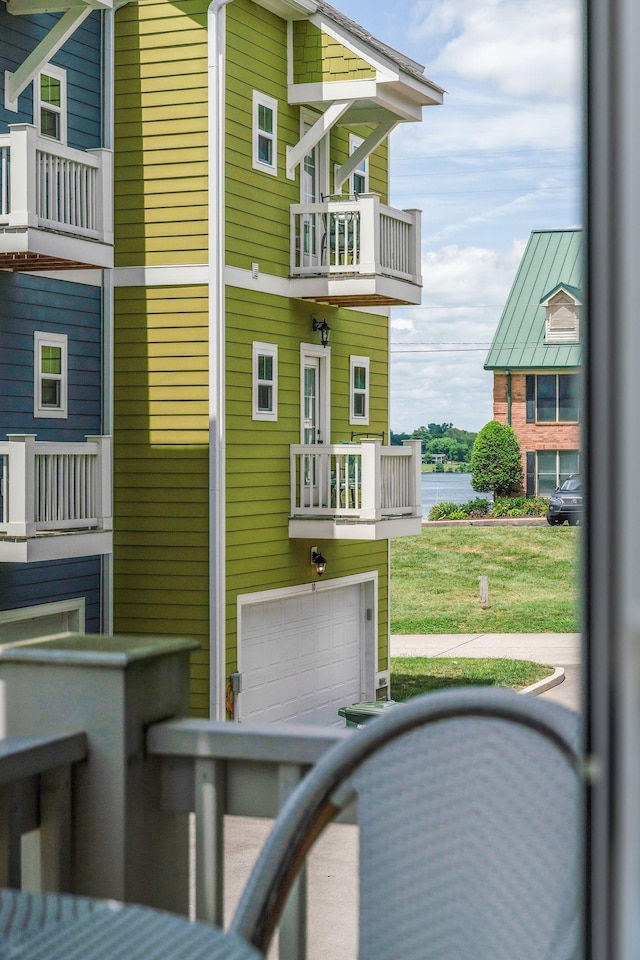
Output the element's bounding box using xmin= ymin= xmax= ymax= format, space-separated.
xmin=102 ymin=5 xmax=115 ymax=634
xmin=208 ymin=0 xmax=234 ymax=719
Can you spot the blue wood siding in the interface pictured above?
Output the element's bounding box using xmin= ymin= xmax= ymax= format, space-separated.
xmin=0 ymin=558 xmax=102 ymax=631
xmin=0 ymin=273 xmax=102 ymax=441
xmin=0 ymin=1 xmax=102 ymax=151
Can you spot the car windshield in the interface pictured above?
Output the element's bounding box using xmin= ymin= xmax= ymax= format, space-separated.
xmin=560 ymin=477 xmax=582 ymax=492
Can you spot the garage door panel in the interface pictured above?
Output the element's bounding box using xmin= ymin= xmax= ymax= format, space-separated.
xmin=241 ymin=584 xmax=365 ymax=726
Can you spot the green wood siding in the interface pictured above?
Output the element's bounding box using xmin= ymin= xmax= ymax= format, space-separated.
xmin=224 ymin=286 xmax=390 ymax=674
xmin=293 ymin=21 xmax=376 ymax=83
xmin=113 ymin=285 xmax=210 ymax=717
xmin=114 ymin=0 xmax=208 ymax=267
xmin=225 ymin=0 xmax=297 ymax=276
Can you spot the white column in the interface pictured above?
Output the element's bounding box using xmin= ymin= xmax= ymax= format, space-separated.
xmin=85 ymin=435 xmax=112 ymax=530
xmin=87 ymin=148 xmax=113 ymax=243
xmin=358 ymin=195 xmax=379 ymax=274
xmin=404 ymin=439 xmax=423 ymax=517
xmin=359 ymin=440 xmax=382 ymax=520
xmin=7 ymin=125 xmax=38 ymax=228
xmin=5 ymin=434 xmax=36 ymax=537
xmin=404 ymin=208 xmax=422 ymax=284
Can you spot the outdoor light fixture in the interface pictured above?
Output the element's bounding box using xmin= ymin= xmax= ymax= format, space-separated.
xmin=312 ymin=316 xmax=331 ymax=348
xmin=311 ymin=546 xmax=327 ymax=577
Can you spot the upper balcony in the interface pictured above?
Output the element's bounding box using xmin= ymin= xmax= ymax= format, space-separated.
xmin=290 ymin=194 xmax=422 ymax=306
xmin=0 ymin=124 xmax=113 ymax=271
xmin=289 ymin=439 xmax=422 ymax=539
xmin=0 ymin=434 xmax=112 ymax=562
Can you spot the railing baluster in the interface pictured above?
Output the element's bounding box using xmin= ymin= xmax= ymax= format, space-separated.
xmin=194 ymin=758 xmax=225 ymax=926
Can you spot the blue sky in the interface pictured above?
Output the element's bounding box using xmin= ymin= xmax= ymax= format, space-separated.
xmin=337 ymin=0 xmax=583 ymax=433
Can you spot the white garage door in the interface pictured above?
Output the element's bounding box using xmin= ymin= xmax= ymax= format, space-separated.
xmin=240 ymin=584 xmax=363 ymax=726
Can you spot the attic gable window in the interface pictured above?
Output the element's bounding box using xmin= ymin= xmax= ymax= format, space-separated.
xmin=253 ymin=91 xmax=278 ymax=176
xmin=543 ymin=290 xmax=580 ymax=343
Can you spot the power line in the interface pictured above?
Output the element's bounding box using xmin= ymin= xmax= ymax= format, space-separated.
xmin=390 ymin=146 xmax=578 ymax=163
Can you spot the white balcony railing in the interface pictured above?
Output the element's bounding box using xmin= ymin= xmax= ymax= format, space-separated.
xmin=290 ymin=439 xmax=422 ymax=521
xmin=290 ymin=194 xmax=421 ymax=283
xmin=0 ymin=124 xmax=113 ymax=243
xmin=0 ymin=434 xmax=112 ymax=538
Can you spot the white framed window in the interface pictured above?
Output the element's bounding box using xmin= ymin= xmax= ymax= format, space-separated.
xmin=253 ymin=342 xmax=278 ymax=421
xmin=35 ymin=65 xmax=67 ymax=143
xmin=350 ymin=355 xmax=370 ymax=424
xmin=252 ymin=91 xmax=278 ymax=176
xmin=34 ymin=331 xmax=68 ymax=419
xmin=349 ymin=134 xmax=369 ymax=196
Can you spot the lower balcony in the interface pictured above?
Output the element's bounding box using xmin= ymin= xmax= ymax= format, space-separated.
xmin=290 ymin=195 xmax=422 ymax=306
xmin=0 ymin=124 xmax=113 ymax=271
xmin=289 ymin=439 xmax=422 ymax=539
xmin=0 ymin=434 xmax=112 ymax=562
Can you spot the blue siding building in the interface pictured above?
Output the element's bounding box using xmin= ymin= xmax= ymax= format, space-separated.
xmin=0 ymin=0 xmax=113 ymax=641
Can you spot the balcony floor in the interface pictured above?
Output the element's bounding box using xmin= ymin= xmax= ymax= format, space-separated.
xmin=288 ymin=516 xmax=423 ymax=540
xmin=0 ymin=227 xmax=114 ymax=271
xmin=0 ymin=530 xmax=113 ymax=563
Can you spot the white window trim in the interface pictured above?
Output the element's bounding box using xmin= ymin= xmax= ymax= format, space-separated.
xmin=349 ymin=133 xmax=369 ymax=196
xmin=350 ymin=354 xmax=370 ymax=425
xmin=0 ymin=598 xmax=85 ymax=642
xmin=300 ymin=342 xmax=331 ymax=444
xmin=252 ymin=90 xmax=278 ymax=176
xmin=252 ymin=341 xmax=278 ymax=421
xmin=34 ymin=330 xmax=68 ymax=419
xmin=35 ymin=63 xmax=67 ymax=144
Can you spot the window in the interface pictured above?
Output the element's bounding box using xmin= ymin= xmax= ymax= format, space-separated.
xmin=349 ymin=134 xmax=369 ymax=196
xmin=544 ymin=291 xmax=580 ymax=343
xmin=526 ymin=450 xmax=579 ymax=497
xmin=36 ymin=65 xmax=66 ymax=143
xmin=525 ymin=374 xmax=580 ymax=423
xmin=253 ymin=91 xmax=277 ymax=176
xmin=34 ymin=331 xmax=67 ymax=418
xmin=350 ymin=356 xmax=370 ymax=424
xmin=252 ymin=342 xmax=277 ymax=421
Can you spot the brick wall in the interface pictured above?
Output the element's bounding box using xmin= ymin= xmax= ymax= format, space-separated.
xmin=493 ymin=372 xmax=581 ymax=481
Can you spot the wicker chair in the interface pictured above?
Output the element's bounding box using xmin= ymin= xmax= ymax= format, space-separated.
xmin=231 ymin=685 xmax=582 ymax=960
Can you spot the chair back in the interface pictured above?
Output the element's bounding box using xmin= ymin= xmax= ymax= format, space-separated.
xmin=231 ymin=687 xmax=582 ymax=960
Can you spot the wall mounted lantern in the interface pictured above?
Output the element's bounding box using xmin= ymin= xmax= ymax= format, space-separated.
xmin=310 ymin=547 xmax=327 ymax=577
xmin=312 ymin=316 xmax=331 ymax=348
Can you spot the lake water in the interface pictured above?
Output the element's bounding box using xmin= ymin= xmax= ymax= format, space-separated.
xmin=421 ymin=472 xmax=488 ymax=517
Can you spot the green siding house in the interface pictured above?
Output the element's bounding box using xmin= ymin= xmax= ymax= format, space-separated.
xmin=112 ymin=0 xmax=443 ymax=721
xmin=485 ymin=229 xmax=583 ymax=497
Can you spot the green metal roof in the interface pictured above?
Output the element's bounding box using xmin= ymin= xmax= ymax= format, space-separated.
xmin=484 ymin=229 xmax=583 ymax=370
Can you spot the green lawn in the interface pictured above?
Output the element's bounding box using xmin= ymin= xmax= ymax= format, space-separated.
xmin=390 ymin=656 xmax=554 ymax=700
xmin=391 ymin=526 xmax=580 ymax=634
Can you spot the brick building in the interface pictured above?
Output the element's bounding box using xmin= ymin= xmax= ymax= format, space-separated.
xmin=484 ymin=229 xmax=582 ymax=496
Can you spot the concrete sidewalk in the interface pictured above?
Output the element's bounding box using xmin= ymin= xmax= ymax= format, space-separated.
xmin=391 ymin=632 xmax=582 ymax=711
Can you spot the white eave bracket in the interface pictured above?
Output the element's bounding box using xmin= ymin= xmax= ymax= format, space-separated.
xmin=4 ymin=2 xmax=97 ymax=112
xmin=286 ymin=99 xmax=352 ymax=179
xmin=334 ymin=116 xmax=398 ymax=193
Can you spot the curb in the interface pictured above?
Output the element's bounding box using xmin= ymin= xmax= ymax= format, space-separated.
xmin=520 ymin=666 xmax=565 ymax=697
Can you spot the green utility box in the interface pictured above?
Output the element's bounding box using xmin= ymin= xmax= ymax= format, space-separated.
xmin=338 ymin=700 xmax=398 ymax=728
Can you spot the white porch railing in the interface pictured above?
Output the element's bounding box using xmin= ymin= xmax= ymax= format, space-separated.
xmin=0 ymin=124 xmax=113 ymax=242
xmin=290 ymin=194 xmax=421 ymax=283
xmin=0 ymin=434 xmax=112 ymax=537
xmin=290 ymin=439 xmax=422 ymax=521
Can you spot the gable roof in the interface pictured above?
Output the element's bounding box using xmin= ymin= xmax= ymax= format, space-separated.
xmin=315 ymin=0 xmax=439 ymax=87
xmin=539 ymin=282 xmax=582 ymax=306
xmin=484 ymin=229 xmax=583 ymax=371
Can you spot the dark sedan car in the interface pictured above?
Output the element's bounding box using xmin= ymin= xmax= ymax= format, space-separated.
xmin=546 ymin=476 xmax=582 ymax=525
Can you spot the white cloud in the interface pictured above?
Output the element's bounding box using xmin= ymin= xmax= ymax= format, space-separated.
xmin=390 ymin=242 xmax=526 ymax=432
xmin=414 ymin=0 xmax=581 ymax=102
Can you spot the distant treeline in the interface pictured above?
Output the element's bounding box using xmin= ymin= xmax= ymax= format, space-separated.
xmin=391 ymin=422 xmax=477 ymax=463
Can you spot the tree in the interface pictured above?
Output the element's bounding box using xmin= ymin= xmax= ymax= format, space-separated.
xmin=471 ymin=421 xmax=523 ymax=497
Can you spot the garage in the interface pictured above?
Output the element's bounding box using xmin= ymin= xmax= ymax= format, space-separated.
xmin=238 ymin=579 xmax=373 ymax=726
